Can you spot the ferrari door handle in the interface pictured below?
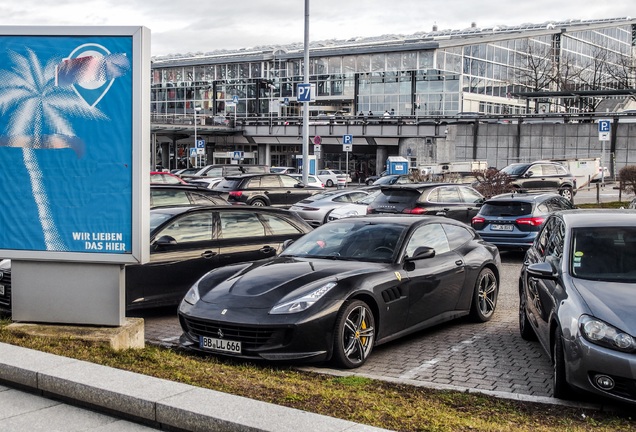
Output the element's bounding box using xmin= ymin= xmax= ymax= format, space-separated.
xmin=455 ymin=260 xmax=463 ymax=266
xmin=201 ymin=250 xmax=217 ymax=259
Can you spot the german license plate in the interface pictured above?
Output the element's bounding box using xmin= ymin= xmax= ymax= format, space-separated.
xmin=200 ymin=336 xmax=241 ymax=354
xmin=0 ymin=284 xmax=4 ymax=296
xmin=491 ymin=224 xmax=513 ymax=231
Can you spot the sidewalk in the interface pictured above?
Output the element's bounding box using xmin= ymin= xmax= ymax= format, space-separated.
xmin=0 ymin=342 xmax=390 ymax=432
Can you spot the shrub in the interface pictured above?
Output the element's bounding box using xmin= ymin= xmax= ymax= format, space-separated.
xmin=471 ymin=168 xmax=514 ymax=198
xmin=618 ymin=165 xmax=636 ymax=194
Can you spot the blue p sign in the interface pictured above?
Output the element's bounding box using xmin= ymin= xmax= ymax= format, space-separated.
xmin=343 ymin=134 xmax=353 ymax=144
xmin=598 ymin=120 xmax=611 ymax=132
xmin=297 ymin=83 xmax=311 ymax=102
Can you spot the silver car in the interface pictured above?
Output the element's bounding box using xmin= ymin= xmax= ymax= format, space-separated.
xmin=289 ymin=189 xmax=370 ymax=227
xmin=520 ymin=209 xmax=636 ymax=405
xmin=327 ymin=189 xmax=381 ymax=221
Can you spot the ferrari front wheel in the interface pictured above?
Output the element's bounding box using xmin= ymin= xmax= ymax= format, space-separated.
xmin=332 ymin=300 xmax=375 ymax=368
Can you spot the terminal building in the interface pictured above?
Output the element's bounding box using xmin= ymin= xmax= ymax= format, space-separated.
xmin=150 ymin=17 xmax=636 ymax=175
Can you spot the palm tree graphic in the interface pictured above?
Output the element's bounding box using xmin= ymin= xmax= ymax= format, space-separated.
xmin=0 ymin=48 xmax=108 ymax=251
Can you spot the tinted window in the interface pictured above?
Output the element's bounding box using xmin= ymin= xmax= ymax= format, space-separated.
xmin=155 ymin=212 xmax=214 ymax=243
xmin=375 ymin=189 xmax=420 ymax=205
xmin=405 ymin=224 xmax=450 ymax=257
xmin=501 ymin=164 xmax=530 ymax=176
xmin=190 ymin=193 xmax=225 ymax=206
xmin=480 ymin=201 xmax=533 ymax=216
xmin=443 ymin=224 xmax=474 ymax=249
xmin=541 ymin=164 xmax=558 ymax=175
xmin=260 ymin=176 xmax=281 ymax=188
xmin=259 ymin=214 xmax=304 ymax=235
xmin=151 ymin=189 xmax=190 ymax=207
xmin=459 ymin=187 xmax=484 ymax=203
xmin=280 ymin=175 xmax=299 ymax=187
xmin=219 ymin=212 xmax=266 ymax=238
xmin=429 ymin=186 xmax=462 ymax=203
xmin=214 ymin=179 xmax=242 ymax=191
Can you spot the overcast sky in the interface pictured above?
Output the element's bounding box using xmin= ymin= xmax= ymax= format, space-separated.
xmin=2 ymin=0 xmax=634 ymax=56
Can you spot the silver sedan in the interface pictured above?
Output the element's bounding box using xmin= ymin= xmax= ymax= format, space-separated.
xmin=289 ymin=189 xmax=370 ymax=227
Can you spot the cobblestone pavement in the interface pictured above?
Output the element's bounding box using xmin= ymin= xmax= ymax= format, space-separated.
xmin=135 ymin=250 xmax=554 ymax=398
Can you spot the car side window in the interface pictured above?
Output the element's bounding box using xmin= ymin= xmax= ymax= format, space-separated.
xmin=151 ymin=189 xmax=188 ymax=207
xmin=246 ymin=177 xmax=261 ymax=188
xmin=405 ymin=224 xmax=450 ymax=257
xmin=155 ymin=212 xmax=214 ymax=243
xmin=555 ymin=165 xmax=568 ymax=175
xmin=279 ymin=175 xmax=299 ymax=187
xmin=542 ymin=164 xmax=558 ymax=175
xmin=436 ymin=186 xmax=462 ymax=203
xmin=442 ymin=224 xmax=473 ymax=249
xmin=459 ymin=187 xmax=483 ymax=203
xmin=261 ymin=176 xmax=281 ymax=188
xmin=219 ymin=212 xmax=266 ymax=239
xmin=545 ymin=219 xmax=565 ymax=260
xmin=190 ymin=192 xmax=220 ymax=205
xmin=259 ymin=213 xmax=304 ymax=235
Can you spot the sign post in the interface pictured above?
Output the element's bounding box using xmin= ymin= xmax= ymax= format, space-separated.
xmin=598 ymin=119 xmax=611 ymax=184
xmin=343 ymin=134 xmax=353 ymax=183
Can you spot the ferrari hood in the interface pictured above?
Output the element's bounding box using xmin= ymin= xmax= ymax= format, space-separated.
xmin=572 ymin=278 xmax=636 ymax=333
xmin=198 ymin=256 xmax=385 ymax=307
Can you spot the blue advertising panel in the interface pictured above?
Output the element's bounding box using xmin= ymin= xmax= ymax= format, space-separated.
xmin=0 ymin=27 xmax=150 ymax=264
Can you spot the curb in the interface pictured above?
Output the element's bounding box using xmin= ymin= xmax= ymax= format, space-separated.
xmin=0 ymin=342 xmax=390 ymax=432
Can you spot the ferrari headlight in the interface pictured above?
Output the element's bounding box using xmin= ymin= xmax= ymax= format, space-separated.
xmin=580 ymin=315 xmax=636 ymax=353
xmin=183 ymin=282 xmax=201 ymax=305
xmin=270 ymin=282 xmax=337 ymax=314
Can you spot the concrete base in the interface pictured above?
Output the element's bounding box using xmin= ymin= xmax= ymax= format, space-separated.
xmin=5 ymin=318 xmax=144 ymax=350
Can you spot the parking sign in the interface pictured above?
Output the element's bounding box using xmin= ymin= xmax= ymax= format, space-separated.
xmin=297 ymin=83 xmax=311 ymax=102
xmin=598 ymin=119 xmax=611 ymax=141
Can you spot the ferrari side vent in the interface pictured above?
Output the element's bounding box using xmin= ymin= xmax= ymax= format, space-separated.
xmin=381 ymin=286 xmax=403 ymax=303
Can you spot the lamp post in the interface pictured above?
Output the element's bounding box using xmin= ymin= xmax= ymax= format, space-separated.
xmin=301 ymin=0 xmax=310 ymax=185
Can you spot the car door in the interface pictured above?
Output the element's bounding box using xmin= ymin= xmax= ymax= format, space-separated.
xmin=523 ymin=216 xmax=565 ymax=351
xmin=256 ymin=175 xmax=285 ymax=206
xmin=126 ymin=209 xmax=219 ymax=308
xmin=280 ymin=174 xmax=315 ymax=205
xmin=216 ymin=210 xmax=284 ymax=267
xmin=425 ymin=186 xmax=474 ymax=223
xmin=403 ymin=223 xmax=467 ymax=329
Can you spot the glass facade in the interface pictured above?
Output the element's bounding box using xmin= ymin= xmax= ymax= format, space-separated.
xmin=151 ymin=19 xmax=635 ymax=120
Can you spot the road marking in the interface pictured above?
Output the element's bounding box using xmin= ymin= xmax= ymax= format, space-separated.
xmin=399 ymin=335 xmax=482 ymax=380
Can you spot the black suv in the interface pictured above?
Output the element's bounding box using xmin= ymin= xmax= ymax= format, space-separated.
xmin=500 ymin=161 xmax=577 ymax=201
xmin=367 ymin=183 xmax=484 ymax=224
xmin=214 ymin=174 xmax=322 ymax=207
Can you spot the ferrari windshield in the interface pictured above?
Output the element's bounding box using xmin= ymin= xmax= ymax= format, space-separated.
xmin=281 ymin=221 xmax=407 ymax=262
xmin=571 ymin=227 xmax=636 ymax=282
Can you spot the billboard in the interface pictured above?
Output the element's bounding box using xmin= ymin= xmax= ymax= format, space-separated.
xmin=0 ymin=27 xmax=150 ymax=264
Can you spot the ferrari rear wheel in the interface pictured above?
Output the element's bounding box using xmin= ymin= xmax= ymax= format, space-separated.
xmin=332 ymin=300 xmax=375 ymax=368
xmin=469 ymin=268 xmax=498 ymax=322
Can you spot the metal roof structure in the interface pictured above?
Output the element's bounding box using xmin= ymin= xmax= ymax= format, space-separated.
xmin=152 ymin=17 xmax=636 ymax=66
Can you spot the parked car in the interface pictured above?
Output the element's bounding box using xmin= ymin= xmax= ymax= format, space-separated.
xmin=367 ymin=183 xmax=485 ymax=224
xmin=178 ymin=214 xmax=501 ymax=368
xmin=0 ymin=207 xmax=313 ymax=312
xmin=519 ymin=209 xmax=636 ymax=405
xmin=150 ymin=184 xmax=228 ymax=208
xmin=471 ymin=193 xmax=575 ymax=250
xmin=150 ymin=171 xmax=188 ymax=185
xmin=327 ymin=190 xmax=381 ymax=221
xmin=316 ymin=169 xmax=352 ymax=187
xmin=289 ymin=189 xmax=370 ymax=227
xmin=289 ymin=174 xmax=325 ymax=189
xmin=0 ymin=258 xmax=10 ymax=316
xmin=213 ymin=174 xmax=322 ymax=207
xmin=499 ymin=161 xmax=577 ymax=201
xmin=130 ymin=206 xmax=313 ymax=309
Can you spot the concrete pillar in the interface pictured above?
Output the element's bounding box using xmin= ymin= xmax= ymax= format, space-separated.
xmin=376 ymin=146 xmax=388 ymax=174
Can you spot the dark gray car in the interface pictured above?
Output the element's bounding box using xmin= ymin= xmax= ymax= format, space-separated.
xmin=500 ymin=161 xmax=577 ymax=201
xmin=519 ymin=209 xmax=636 ymax=404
